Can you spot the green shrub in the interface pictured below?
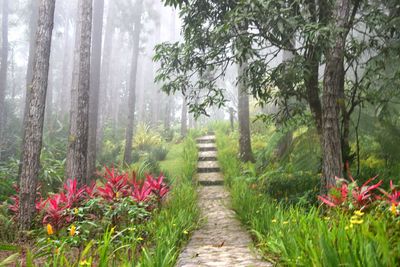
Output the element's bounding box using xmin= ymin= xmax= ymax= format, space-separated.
xmin=260 ymin=170 xmax=320 ymax=204
xmin=150 ymin=146 xmax=168 ymax=161
xmin=134 ymin=123 xmax=162 ymax=151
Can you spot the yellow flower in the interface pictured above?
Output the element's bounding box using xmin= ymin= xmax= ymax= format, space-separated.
xmin=69 ymin=225 xmax=76 ymax=237
xmin=79 ymin=259 xmax=90 ymax=266
xmin=391 ymin=203 xmax=397 ymax=216
xmin=116 ymin=192 xmax=121 ymax=198
xmin=183 ymin=230 xmax=189 ymax=235
xmin=350 ymin=218 xmax=364 ymax=225
xmin=55 ymin=248 xmax=59 ymax=254
xmin=271 ymin=219 xmax=277 ymax=223
xmin=74 ymin=208 xmax=79 ymax=215
xmin=354 ymin=210 xmax=364 ymax=216
xmin=137 ymin=237 xmax=144 ymax=241
xmin=282 ymin=221 xmax=289 ymax=225
xmin=323 ymin=216 xmax=330 ymax=220
xmin=46 ymin=224 xmax=54 ymax=235
xmin=345 ymin=226 xmax=350 ymax=230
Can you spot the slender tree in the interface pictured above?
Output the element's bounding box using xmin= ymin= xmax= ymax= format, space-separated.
xmin=0 ymin=0 xmax=9 ymax=159
xmin=19 ymin=0 xmax=56 ymax=231
xmin=66 ymin=0 xmax=92 ymax=185
xmin=237 ymin=62 xmax=254 ymax=162
xmin=97 ymin=1 xmax=115 ymax=153
xmin=87 ymin=0 xmax=104 ymax=178
xmin=123 ymin=0 xmax=144 ymax=164
xmin=180 ymin=96 xmax=188 ymax=137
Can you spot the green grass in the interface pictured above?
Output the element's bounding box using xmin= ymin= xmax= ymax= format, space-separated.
xmin=160 ymin=142 xmax=185 ymax=179
xmin=230 ymin=179 xmax=400 ymax=267
xmin=216 ymin=130 xmax=400 ymax=267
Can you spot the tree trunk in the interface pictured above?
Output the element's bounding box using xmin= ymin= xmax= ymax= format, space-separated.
xmin=237 ymin=63 xmax=254 ymax=162
xmin=66 ymin=0 xmax=92 ymax=185
xmin=18 ymin=0 xmax=38 ymax=178
xmin=304 ymin=45 xmax=323 ymax=136
xmin=229 ymin=107 xmax=235 ymax=132
xmin=0 ymin=0 xmax=9 ymax=160
xmin=19 ymin=0 xmax=55 ymax=232
xmin=321 ymin=0 xmax=351 ymax=192
xmin=180 ymin=97 xmax=188 ymax=137
xmin=60 ymin=16 xmax=72 ymax=119
xmin=123 ymin=0 xmax=143 ymax=164
xmin=87 ymin=0 xmax=104 ymax=179
xmin=97 ymin=2 xmax=115 ymax=154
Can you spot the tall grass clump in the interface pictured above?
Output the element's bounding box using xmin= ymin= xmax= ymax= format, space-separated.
xmin=215 ymin=130 xmax=240 ymax=185
xmin=181 ymin=135 xmax=198 ymax=181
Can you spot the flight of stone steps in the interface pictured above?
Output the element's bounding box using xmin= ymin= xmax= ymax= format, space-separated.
xmin=175 ymin=135 xmax=271 ymax=267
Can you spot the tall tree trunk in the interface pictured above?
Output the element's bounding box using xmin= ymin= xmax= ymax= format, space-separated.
xmin=180 ymin=96 xmax=188 ymax=137
xmin=60 ymin=16 xmax=72 ymax=119
xmin=97 ymin=2 xmax=115 ymax=153
xmin=19 ymin=0 xmax=55 ymax=232
xmin=66 ymin=0 xmax=92 ymax=185
xmin=321 ymin=0 xmax=351 ymax=192
xmin=18 ymin=0 xmax=38 ymax=178
xmin=163 ymin=97 xmax=173 ymax=131
xmin=237 ymin=63 xmax=254 ymax=162
xmin=0 ymin=0 xmax=9 ymax=160
xmin=123 ymin=0 xmax=143 ymax=164
xmin=87 ymin=0 xmax=104 ymax=179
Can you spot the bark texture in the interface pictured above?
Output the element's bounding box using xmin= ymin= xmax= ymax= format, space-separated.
xmin=123 ymin=0 xmax=143 ymax=164
xmin=18 ymin=0 xmax=38 ymax=177
xmin=237 ymin=63 xmax=254 ymax=162
xmin=66 ymin=0 xmax=92 ymax=185
xmin=321 ymin=0 xmax=351 ymax=191
xmin=19 ymin=0 xmax=55 ymax=231
xmin=87 ymin=0 xmax=104 ymax=178
xmin=0 ymin=0 xmax=8 ymax=159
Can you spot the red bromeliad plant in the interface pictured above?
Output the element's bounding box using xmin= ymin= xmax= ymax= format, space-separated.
xmin=8 ymin=184 xmax=44 ymax=220
xmin=145 ymin=174 xmax=169 ymax=198
xmin=318 ymin=174 xmax=383 ymax=210
xmin=379 ymin=180 xmax=400 ymax=216
xmin=8 ymin=166 xmax=171 ymax=232
xmin=96 ymin=166 xmax=130 ymax=201
xmin=42 ymin=178 xmax=88 ymax=231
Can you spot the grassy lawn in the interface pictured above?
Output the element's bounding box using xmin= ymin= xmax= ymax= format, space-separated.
xmin=160 ymin=142 xmax=185 ymax=180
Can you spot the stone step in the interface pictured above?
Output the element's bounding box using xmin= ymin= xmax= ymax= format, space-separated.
xmin=198 ymin=180 xmax=224 ymax=186
xmin=198 ymin=156 xmax=217 ymax=161
xmin=198 ymin=150 xmax=217 ymax=157
xmin=197 ymin=161 xmax=220 ymax=173
xmin=198 ymin=146 xmax=217 ymax=152
xmin=197 ymin=172 xmax=224 ymax=186
xmin=196 ymin=139 xmax=215 ymax=144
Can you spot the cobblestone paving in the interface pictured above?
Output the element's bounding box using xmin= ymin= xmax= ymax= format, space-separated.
xmin=176 ymin=136 xmax=271 ymax=267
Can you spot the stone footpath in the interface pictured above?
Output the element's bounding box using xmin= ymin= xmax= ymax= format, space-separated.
xmin=176 ymin=135 xmax=271 ymax=267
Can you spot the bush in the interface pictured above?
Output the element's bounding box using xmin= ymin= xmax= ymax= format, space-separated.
xmin=134 ymin=123 xmax=162 ymax=151
xmin=260 ymin=170 xmax=320 ymax=204
xmin=150 ymin=146 xmax=168 ymax=161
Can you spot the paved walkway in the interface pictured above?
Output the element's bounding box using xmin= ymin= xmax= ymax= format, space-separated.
xmin=176 ymin=135 xmax=271 ymax=267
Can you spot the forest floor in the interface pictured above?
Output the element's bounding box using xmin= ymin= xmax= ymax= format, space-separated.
xmin=176 ymin=135 xmax=270 ymax=267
